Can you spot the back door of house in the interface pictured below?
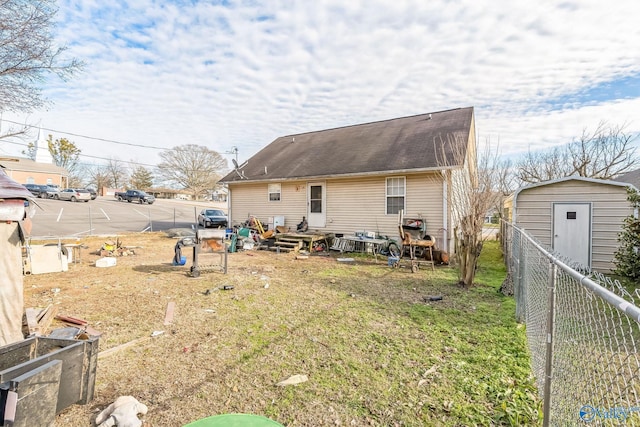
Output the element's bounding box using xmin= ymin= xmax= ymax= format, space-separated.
xmin=552 ymin=203 xmax=591 ymax=267
xmin=307 ymin=182 xmax=326 ymax=228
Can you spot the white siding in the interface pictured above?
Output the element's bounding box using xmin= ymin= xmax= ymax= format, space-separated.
xmin=514 ymin=180 xmax=633 ymax=271
xmin=229 ymin=181 xmax=307 ymax=229
xmin=228 ymin=172 xmax=446 ymax=241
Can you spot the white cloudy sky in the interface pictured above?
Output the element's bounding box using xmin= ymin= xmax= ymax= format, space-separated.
xmin=2 ymin=0 xmax=640 ymax=170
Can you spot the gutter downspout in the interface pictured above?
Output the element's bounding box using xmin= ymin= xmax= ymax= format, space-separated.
xmin=442 ymin=170 xmax=448 ymax=253
xmin=225 ymin=184 xmax=231 ymax=227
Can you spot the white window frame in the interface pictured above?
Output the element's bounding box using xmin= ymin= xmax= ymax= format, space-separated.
xmin=386 ymin=177 xmax=406 ymax=215
xmin=268 ymin=183 xmax=281 ymax=202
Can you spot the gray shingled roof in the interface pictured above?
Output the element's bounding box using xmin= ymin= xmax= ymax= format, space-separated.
xmin=614 ymin=168 xmax=640 ymax=188
xmin=220 ymin=107 xmax=474 ymax=183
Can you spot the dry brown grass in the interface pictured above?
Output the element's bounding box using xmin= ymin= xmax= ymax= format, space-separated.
xmin=23 ymin=231 xmax=535 ymax=426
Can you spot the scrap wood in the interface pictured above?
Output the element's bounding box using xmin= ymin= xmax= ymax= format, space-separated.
xmin=37 ymin=305 xmax=57 ymax=335
xmin=25 ymin=308 xmax=39 ymax=335
xmin=55 ymin=313 xmax=102 ymax=336
xmin=164 ymin=301 xmax=176 ymax=325
xmin=56 ymin=314 xmax=87 ymax=326
xmin=24 ymin=305 xmax=58 ymax=336
xmin=98 ymin=336 xmax=151 ymax=360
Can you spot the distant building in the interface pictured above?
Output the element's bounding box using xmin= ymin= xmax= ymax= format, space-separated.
xmin=0 ymin=127 xmax=68 ymax=187
xmin=0 ymin=157 xmax=68 ymax=188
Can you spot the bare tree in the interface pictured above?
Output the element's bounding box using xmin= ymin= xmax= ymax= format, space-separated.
xmin=1 ymin=119 xmax=30 ymax=143
xmin=86 ymin=164 xmax=112 ymax=194
xmin=0 ymin=0 xmax=82 ymax=113
xmin=157 ymin=145 xmax=228 ymax=199
xmin=438 ymin=135 xmax=505 ymax=287
xmin=105 ymin=158 xmax=128 ymax=190
xmin=517 ymin=122 xmax=638 ymax=184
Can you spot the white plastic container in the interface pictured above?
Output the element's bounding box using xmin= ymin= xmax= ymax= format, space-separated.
xmin=95 ymin=257 xmax=117 ymax=268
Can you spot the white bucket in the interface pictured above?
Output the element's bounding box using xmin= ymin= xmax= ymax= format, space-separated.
xmin=96 ymin=257 xmax=117 ymax=268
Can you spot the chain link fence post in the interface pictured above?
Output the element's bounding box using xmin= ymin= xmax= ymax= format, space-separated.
xmin=542 ymin=262 xmax=557 ymax=427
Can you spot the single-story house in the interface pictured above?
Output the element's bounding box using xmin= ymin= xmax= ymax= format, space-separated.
xmin=0 ymin=157 xmax=68 ymax=188
xmin=219 ymin=107 xmax=478 ymax=253
xmin=510 ymin=176 xmax=637 ymax=271
xmin=614 ymin=168 xmax=640 ymax=188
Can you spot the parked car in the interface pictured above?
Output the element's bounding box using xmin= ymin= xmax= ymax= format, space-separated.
xmin=197 ymin=209 xmax=228 ymax=228
xmin=58 ymin=188 xmax=91 ymax=202
xmin=86 ymin=188 xmax=97 ymax=200
xmin=24 ymin=184 xmax=49 ymax=198
xmin=45 ymin=185 xmax=60 ymax=199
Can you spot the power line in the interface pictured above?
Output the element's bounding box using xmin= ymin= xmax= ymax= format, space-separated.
xmin=0 ymin=118 xmax=170 ymax=151
xmin=0 ymin=138 xmax=159 ymax=168
xmin=0 ymin=118 xmax=239 ymax=168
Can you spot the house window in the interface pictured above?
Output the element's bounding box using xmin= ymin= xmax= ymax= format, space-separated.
xmin=268 ymin=183 xmax=281 ymax=201
xmin=386 ymin=177 xmax=405 ymax=215
xmin=26 ymin=177 xmax=35 ymax=184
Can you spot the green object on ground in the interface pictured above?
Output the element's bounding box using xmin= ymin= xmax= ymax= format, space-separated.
xmin=183 ymin=414 xmax=283 ymax=427
xmin=238 ymin=228 xmax=251 ymax=237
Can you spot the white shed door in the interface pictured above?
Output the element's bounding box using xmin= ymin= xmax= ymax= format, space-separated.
xmin=552 ymin=203 xmax=591 ymax=267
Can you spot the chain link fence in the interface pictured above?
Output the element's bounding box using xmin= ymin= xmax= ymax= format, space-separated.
xmin=501 ymin=221 xmax=640 ymax=426
xmin=28 ymin=203 xmax=206 ymax=238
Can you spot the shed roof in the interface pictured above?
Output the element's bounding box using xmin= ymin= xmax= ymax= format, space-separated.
xmin=513 ymin=176 xmax=638 ymax=202
xmin=220 ymin=107 xmax=474 ymax=183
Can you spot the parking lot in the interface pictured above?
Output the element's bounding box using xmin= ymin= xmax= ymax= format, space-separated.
xmin=27 ymin=196 xmax=227 ymax=238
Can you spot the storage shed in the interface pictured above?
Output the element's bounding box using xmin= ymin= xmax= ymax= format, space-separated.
xmin=512 ymin=177 xmax=636 ymax=271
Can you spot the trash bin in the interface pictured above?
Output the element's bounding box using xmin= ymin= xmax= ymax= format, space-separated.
xmin=183 ymin=414 xmax=284 ymax=427
xmin=0 ymin=336 xmax=99 ymax=417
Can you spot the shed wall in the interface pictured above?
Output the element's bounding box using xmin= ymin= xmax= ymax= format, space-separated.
xmin=514 ymin=180 xmax=632 ymax=271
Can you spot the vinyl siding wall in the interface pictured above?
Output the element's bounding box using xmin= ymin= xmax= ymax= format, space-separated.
xmin=228 ymin=172 xmax=446 ymax=244
xmin=514 ymin=180 xmax=633 ymax=271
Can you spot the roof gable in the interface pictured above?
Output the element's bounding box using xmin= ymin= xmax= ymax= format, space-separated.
xmin=514 ymin=176 xmax=638 ymax=201
xmin=0 ymin=157 xmax=68 ymax=175
xmin=221 ymin=107 xmax=474 ymax=183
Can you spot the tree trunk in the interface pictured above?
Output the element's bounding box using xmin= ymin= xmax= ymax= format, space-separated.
xmin=456 ymin=229 xmax=483 ymax=287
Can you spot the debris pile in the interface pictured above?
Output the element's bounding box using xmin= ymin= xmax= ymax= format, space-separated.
xmin=98 ymin=238 xmax=137 ymax=257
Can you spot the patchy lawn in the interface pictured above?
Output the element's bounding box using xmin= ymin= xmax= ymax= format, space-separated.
xmin=24 ymin=233 xmax=539 ymax=426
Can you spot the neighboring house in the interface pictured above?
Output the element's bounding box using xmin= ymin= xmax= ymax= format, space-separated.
xmin=147 ymin=188 xmax=192 ymax=200
xmin=510 ymin=176 xmax=637 ymax=271
xmin=219 ymin=107 xmax=478 ymax=253
xmin=614 ymin=168 xmax=640 ymax=188
xmin=0 ymin=157 xmax=68 ymax=188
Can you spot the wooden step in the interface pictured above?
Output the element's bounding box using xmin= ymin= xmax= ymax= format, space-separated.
xmin=275 ymin=241 xmax=302 ymax=248
xmin=277 ymin=238 xmax=304 ymax=244
xmin=268 ymin=246 xmax=295 ymax=253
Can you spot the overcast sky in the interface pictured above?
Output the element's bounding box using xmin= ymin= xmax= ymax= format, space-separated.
xmin=2 ymin=0 xmax=640 ymax=171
